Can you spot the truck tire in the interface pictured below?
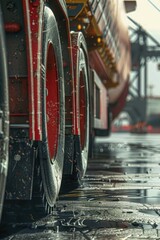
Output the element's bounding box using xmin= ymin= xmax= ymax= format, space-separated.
xmin=33 ymin=6 xmax=65 ymax=215
xmin=0 ymin=6 xmax=9 ymax=221
xmin=62 ymin=33 xmax=90 ymax=189
xmin=74 ymin=46 xmax=90 ymax=181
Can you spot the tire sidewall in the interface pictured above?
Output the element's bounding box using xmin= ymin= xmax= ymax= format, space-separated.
xmin=40 ymin=6 xmax=65 ymax=205
xmin=76 ymin=41 xmax=90 ymax=178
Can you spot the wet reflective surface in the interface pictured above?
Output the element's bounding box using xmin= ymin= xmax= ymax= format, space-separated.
xmin=1 ymin=133 xmax=160 ymax=239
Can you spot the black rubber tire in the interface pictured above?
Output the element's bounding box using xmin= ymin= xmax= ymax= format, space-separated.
xmin=74 ymin=46 xmax=90 ymax=180
xmin=69 ymin=34 xmax=90 ymax=185
xmin=0 ymin=6 xmax=9 ymax=221
xmin=36 ymin=6 xmax=65 ymax=209
xmin=61 ymin=39 xmax=90 ymax=193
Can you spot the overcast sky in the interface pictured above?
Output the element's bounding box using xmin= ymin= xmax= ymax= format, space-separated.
xmin=128 ymin=0 xmax=160 ymax=38
xmin=128 ymin=0 xmax=160 ymax=97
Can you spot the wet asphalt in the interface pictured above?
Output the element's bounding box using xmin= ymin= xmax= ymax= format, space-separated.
xmin=1 ymin=133 xmax=160 ymax=239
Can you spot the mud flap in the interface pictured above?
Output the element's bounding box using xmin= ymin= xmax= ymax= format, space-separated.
xmin=73 ymin=135 xmax=83 ymax=180
xmin=63 ymin=134 xmax=74 ymax=175
xmin=61 ymin=134 xmax=82 ymax=193
xmin=63 ymin=135 xmax=82 ymax=175
xmin=5 ymin=129 xmax=35 ymax=200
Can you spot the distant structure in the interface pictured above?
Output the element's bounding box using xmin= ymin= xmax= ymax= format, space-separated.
xmin=147 ymin=96 xmax=160 ymax=116
xmin=124 ymin=17 xmax=160 ymax=125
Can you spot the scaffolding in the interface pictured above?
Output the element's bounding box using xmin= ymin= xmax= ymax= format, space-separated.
xmin=124 ymin=17 xmax=160 ymax=125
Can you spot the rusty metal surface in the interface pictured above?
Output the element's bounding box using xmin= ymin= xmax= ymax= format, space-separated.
xmin=1 ymin=133 xmax=160 ymax=239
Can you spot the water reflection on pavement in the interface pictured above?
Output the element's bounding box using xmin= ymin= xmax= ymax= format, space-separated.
xmin=2 ymin=133 xmax=160 ymax=239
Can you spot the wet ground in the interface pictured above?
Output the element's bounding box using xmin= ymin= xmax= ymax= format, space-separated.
xmin=1 ymin=133 xmax=160 ymax=239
